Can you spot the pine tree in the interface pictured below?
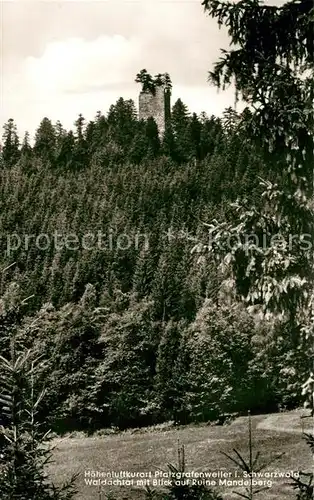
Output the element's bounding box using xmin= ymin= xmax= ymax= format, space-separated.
xmin=188 ymin=113 xmax=202 ymax=160
xmin=85 ymin=120 xmax=97 ymax=156
xmin=161 ymin=122 xmax=177 ymax=161
xmin=107 ymin=98 xmax=137 ymax=152
xmin=129 ymin=127 xmax=148 ymax=165
xmin=20 ymin=132 xmax=33 ymax=171
xmin=94 ymin=111 xmax=108 ymax=147
xmin=145 ymin=117 xmax=160 ymax=158
xmin=171 ymin=99 xmax=190 ymax=163
xmin=0 ymin=288 xmax=78 ymax=498
xmin=154 ymin=319 xmax=186 ymax=421
xmin=201 ymin=0 xmax=314 ymax=402
xmin=2 ymin=119 xmax=20 ymax=168
xmin=34 ymin=118 xmax=56 ymax=167
xmin=135 ymin=69 xmax=156 ymax=94
xmin=54 ymin=121 xmax=66 ymax=147
xmin=132 ymin=247 xmax=156 ymax=299
xmin=0 ymin=349 xmax=78 ymax=499
xmin=199 ymin=114 xmax=223 ymax=159
xmin=56 ymin=131 xmax=75 ymax=170
xmin=73 ymin=114 xmax=88 ymax=169
xmin=21 ymin=132 xmax=32 ymax=157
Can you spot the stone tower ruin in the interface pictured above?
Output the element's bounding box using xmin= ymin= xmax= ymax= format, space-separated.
xmin=138 ymin=85 xmax=171 ymax=137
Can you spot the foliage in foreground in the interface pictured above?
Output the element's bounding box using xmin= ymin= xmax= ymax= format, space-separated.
xmin=201 ymin=0 xmax=314 ymax=404
xmin=144 ymin=444 xmax=223 ymax=500
xmin=0 ymin=301 xmax=78 ymax=499
xmin=290 ymin=433 xmax=314 ymax=500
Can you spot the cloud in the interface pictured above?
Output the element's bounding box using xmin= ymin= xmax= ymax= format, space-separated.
xmin=1 ymin=34 xmax=143 ymax=137
xmin=173 ymin=85 xmax=239 ymax=117
xmin=0 ymin=0 xmax=237 ymax=139
xmin=25 ymin=35 xmax=141 ymax=94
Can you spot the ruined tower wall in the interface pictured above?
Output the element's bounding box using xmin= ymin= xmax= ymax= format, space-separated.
xmin=138 ymin=86 xmax=171 ymax=136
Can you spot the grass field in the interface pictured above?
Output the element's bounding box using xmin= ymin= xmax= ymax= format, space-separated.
xmin=49 ymin=410 xmax=313 ymax=500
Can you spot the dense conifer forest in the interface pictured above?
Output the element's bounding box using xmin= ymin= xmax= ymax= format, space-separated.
xmin=0 ymin=2 xmax=313 ymax=498
xmin=0 ymin=93 xmax=311 ymax=432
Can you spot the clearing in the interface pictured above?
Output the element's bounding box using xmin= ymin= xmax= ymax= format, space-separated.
xmin=49 ymin=409 xmax=313 ymax=500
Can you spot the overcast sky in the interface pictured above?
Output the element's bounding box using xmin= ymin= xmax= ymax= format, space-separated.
xmin=0 ymin=0 xmax=283 ymax=139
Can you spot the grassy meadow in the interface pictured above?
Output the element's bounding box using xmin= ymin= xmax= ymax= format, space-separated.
xmin=49 ymin=410 xmax=313 ymax=500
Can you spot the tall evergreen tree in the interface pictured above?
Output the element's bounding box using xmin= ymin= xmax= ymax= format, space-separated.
xmin=107 ymin=97 xmax=137 ymax=152
xmin=201 ymin=0 xmax=314 ymax=400
xmin=145 ymin=117 xmax=160 ymax=158
xmin=171 ymin=98 xmax=191 ymax=162
xmin=2 ymin=119 xmax=20 ymax=168
xmin=34 ymin=117 xmax=56 ymax=166
xmin=20 ymin=132 xmax=33 ymax=171
xmin=188 ymin=112 xmax=202 ymax=160
xmin=73 ymin=114 xmax=88 ymax=169
xmin=154 ymin=319 xmax=187 ymax=421
xmin=54 ymin=120 xmax=66 ymax=146
xmin=56 ymin=131 xmax=75 ymax=170
xmin=161 ymin=122 xmax=177 ymax=161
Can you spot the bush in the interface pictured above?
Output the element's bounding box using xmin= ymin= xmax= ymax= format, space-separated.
xmin=185 ymin=301 xmax=256 ymax=422
xmin=0 ymin=347 xmax=78 ymax=499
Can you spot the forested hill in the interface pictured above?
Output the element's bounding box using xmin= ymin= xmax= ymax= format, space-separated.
xmin=0 ymin=97 xmax=310 ymax=433
xmin=0 ymin=1 xmax=313 ymax=498
xmin=0 ymin=102 xmax=268 ymax=311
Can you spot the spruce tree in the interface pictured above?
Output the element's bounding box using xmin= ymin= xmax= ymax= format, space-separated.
xmin=2 ymin=119 xmax=20 ymax=168
xmin=0 ymin=288 xmax=78 ymax=498
xmin=201 ymin=0 xmax=314 ymax=400
xmin=34 ymin=118 xmax=56 ymax=167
